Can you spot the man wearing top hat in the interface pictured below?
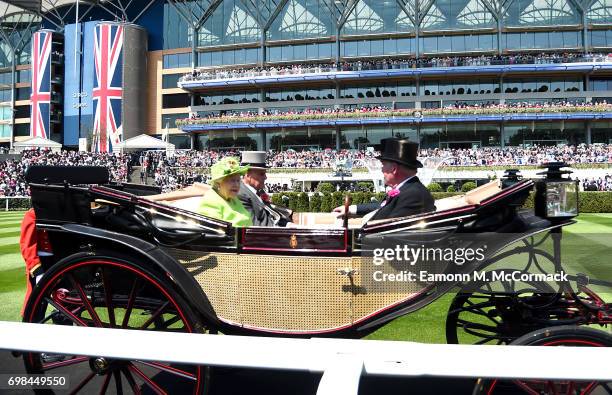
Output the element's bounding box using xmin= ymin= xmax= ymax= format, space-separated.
xmin=334 ymin=138 xmax=435 ymax=221
xmin=238 ymin=151 xmax=293 ymax=227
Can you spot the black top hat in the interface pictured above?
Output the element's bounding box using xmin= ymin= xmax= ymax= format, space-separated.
xmin=376 ymin=138 xmax=423 ymax=168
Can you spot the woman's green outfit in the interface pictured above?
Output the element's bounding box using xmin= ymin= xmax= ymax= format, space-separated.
xmin=198 ymin=188 xmax=252 ymax=227
xmin=196 ymin=156 xmax=253 ymax=227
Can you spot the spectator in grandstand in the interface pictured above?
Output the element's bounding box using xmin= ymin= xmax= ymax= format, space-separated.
xmin=198 ymin=157 xmax=252 ymax=227
xmin=180 ymin=53 xmax=611 ymax=83
xmin=238 ymin=151 xmax=292 ymax=227
xmin=582 ymin=175 xmax=612 ymax=191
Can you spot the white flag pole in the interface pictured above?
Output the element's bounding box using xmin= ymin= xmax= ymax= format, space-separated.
xmin=74 ymin=0 xmax=79 ymax=74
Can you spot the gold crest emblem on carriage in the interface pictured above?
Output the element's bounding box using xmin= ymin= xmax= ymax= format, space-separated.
xmin=289 ymin=234 xmax=298 ymax=249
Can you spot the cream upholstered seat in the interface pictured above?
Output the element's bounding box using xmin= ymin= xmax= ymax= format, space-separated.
xmin=145 ymin=183 xmax=208 ymax=212
xmin=434 ymin=180 xmax=502 ymax=212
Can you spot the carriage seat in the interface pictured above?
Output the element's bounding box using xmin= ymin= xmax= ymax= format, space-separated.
xmin=434 ymin=180 xmax=502 ymax=212
xmin=146 ymin=183 xmax=210 ymax=203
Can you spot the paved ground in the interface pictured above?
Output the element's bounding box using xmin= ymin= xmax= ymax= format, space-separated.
xmin=0 ymin=350 xmax=476 ymax=394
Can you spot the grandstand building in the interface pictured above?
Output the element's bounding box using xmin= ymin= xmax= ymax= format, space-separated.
xmin=0 ymin=0 xmax=611 ymax=152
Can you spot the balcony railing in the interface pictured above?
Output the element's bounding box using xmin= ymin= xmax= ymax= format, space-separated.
xmin=179 ymin=54 xmax=612 ymax=85
xmin=176 ymin=103 xmax=612 ymax=127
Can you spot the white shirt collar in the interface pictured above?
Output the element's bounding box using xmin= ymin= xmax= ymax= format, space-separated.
xmin=393 ymin=175 xmax=415 ymax=191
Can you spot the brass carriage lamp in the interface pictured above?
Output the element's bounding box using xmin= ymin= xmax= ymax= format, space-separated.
xmin=535 ymin=162 xmax=579 ymax=219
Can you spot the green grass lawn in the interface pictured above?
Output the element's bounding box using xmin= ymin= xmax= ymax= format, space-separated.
xmin=1 ymin=211 xmax=610 ymax=344
xmin=0 ymin=211 xmax=27 ymax=323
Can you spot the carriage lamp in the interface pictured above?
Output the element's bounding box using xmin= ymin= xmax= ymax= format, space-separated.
xmin=501 ymin=169 xmax=522 ymax=189
xmin=535 ymin=162 xmax=579 ymax=219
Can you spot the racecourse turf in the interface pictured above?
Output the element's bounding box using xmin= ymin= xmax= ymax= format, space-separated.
xmin=0 ymin=211 xmax=610 ymax=343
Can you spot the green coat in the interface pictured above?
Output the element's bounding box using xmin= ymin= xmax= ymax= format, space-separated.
xmin=198 ymin=188 xmax=253 ymax=227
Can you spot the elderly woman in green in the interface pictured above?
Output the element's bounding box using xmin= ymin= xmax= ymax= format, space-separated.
xmin=198 ymin=157 xmax=253 ymax=227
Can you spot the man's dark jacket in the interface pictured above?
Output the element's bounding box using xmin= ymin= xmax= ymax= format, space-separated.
xmin=356 ymin=176 xmax=435 ymax=221
xmin=238 ymin=183 xmax=291 ymax=226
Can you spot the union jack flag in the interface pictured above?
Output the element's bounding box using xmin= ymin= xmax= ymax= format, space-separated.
xmin=93 ymin=24 xmax=123 ymax=152
xmin=30 ymin=31 xmax=52 ymax=139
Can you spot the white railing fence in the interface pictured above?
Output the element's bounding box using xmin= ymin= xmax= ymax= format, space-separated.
xmin=0 ymin=196 xmax=30 ymax=211
xmin=1 ymin=321 xmax=610 ymax=395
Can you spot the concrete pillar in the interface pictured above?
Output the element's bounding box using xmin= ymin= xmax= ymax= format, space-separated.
xmin=500 ymin=122 xmax=505 ymax=148
xmin=335 ymin=125 xmax=341 ymax=150
xmin=262 ymin=129 xmax=267 ymax=150
xmin=9 ymin=52 xmax=15 ymax=151
xmin=586 ymin=122 xmax=592 ymax=144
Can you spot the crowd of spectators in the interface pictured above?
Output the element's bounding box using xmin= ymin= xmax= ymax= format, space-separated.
xmin=0 ymin=149 xmax=131 ymax=197
xmin=2 ymin=145 xmax=612 ymax=196
xmin=583 ymin=175 xmax=612 ymax=191
xmin=424 ymin=144 xmax=612 ymax=166
xmin=183 ymin=101 xmax=611 ymax=124
xmin=180 ymin=52 xmax=612 ymax=83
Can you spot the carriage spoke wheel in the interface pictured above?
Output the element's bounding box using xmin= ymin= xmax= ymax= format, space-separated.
xmin=473 ymin=326 xmax=612 ymax=395
xmin=446 ymin=270 xmax=558 ymax=345
xmin=23 ymin=258 xmax=207 ymax=395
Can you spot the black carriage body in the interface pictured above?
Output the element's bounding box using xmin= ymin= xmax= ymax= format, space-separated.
xmin=26 ymin=165 xmax=582 ymax=339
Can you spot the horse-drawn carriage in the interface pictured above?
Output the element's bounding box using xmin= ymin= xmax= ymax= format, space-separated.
xmin=21 ymin=163 xmax=611 ymax=394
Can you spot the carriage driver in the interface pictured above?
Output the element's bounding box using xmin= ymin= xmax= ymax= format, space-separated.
xmin=238 ymin=151 xmax=293 ymax=227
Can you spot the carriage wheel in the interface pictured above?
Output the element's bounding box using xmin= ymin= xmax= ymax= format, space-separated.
xmin=22 ymin=253 xmax=208 ymax=395
xmin=473 ymin=326 xmax=612 ymax=395
xmin=446 ymin=270 xmax=557 ymax=345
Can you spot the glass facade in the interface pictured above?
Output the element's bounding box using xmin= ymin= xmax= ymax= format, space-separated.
xmin=198 ymin=0 xmax=261 ymax=46
xmin=421 ymin=79 xmax=499 ymax=96
xmin=163 ymin=53 xmax=192 ymax=69
xmin=341 ymin=82 xmax=416 ymax=98
xmin=340 ymin=0 xmax=413 ymax=35
xmin=265 ymin=87 xmax=334 ymax=102
xmin=420 ymin=124 xmax=501 ymax=149
xmin=591 ymin=121 xmax=612 ymax=144
xmin=162 ymin=93 xmax=190 ymax=109
xmin=196 ymin=91 xmax=260 ymax=106
xmin=198 ymin=48 xmax=260 ymax=67
xmin=0 ymin=123 xmax=11 ymax=138
xmin=160 ymin=0 xmax=612 ymax=70
xmin=503 ymin=0 xmax=580 ymax=26
xmin=503 ymin=78 xmax=582 ymax=93
xmin=268 ymin=42 xmax=334 ymax=62
xmin=162 ymin=74 xmax=182 ymax=89
xmin=421 ymin=0 xmax=496 ymax=30
xmin=503 ymin=31 xmax=581 ymax=49
xmin=161 ymin=113 xmax=189 ymax=129
xmin=341 ymin=38 xmax=415 ymax=57
xmin=341 ymin=126 xmax=417 ymax=149
xmin=197 ymin=130 xmax=262 ymax=150
xmin=504 ymin=122 xmax=586 ymax=146
xmin=421 ymin=34 xmax=495 ymax=53
xmin=0 ymin=89 xmax=11 ymax=102
xmin=0 ymin=106 xmax=11 ymax=138
xmin=267 ymin=0 xmax=335 ymax=40
xmin=590 ymin=30 xmax=612 ymax=47
xmin=590 ymin=78 xmax=612 ymax=91
xmin=266 ymin=128 xmax=334 ymax=150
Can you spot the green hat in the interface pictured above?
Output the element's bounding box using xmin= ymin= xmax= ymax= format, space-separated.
xmin=209 ymin=156 xmax=249 ymax=184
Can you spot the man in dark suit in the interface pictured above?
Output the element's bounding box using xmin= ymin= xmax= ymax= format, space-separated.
xmin=238 ymin=151 xmax=292 ymax=227
xmin=334 ymin=138 xmax=435 ymax=221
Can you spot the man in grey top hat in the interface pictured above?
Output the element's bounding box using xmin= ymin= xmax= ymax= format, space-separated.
xmin=238 ymin=151 xmax=292 ymax=227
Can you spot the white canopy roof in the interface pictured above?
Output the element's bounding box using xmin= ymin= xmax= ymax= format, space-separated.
xmin=113 ymin=134 xmax=175 ymax=153
xmin=14 ymin=136 xmax=62 ymax=152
